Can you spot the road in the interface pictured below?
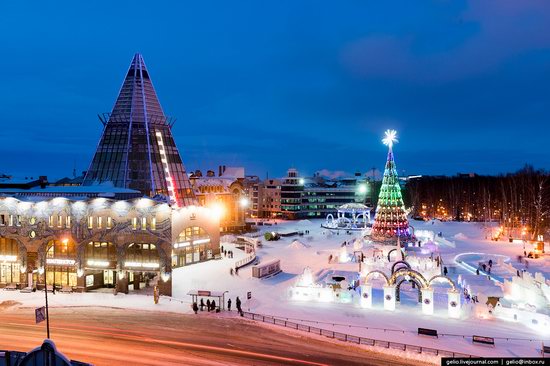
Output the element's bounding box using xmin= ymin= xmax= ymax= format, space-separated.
xmin=0 ymin=305 xmax=419 ymax=366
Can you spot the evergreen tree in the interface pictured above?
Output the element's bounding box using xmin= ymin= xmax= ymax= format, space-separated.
xmin=372 ymin=130 xmax=410 ymax=238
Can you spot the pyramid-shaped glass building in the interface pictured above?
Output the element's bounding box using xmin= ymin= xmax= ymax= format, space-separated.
xmin=83 ymin=54 xmax=196 ymax=207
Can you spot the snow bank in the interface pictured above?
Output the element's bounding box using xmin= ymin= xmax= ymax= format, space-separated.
xmin=287 ymin=240 xmax=310 ymax=249
xmin=298 ymin=219 xmax=312 ymax=226
xmin=454 ymin=233 xmax=468 ymax=240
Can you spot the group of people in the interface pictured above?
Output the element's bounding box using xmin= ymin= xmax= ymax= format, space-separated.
xmin=475 ymin=258 xmax=493 ymax=275
xmin=192 ymin=296 xmax=244 ymax=316
xmin=220 ymin=245 xmax=235 ymax=259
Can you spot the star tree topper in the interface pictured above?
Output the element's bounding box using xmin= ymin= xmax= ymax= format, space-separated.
xmin=382 ymin=129 xmax=398 ymax=148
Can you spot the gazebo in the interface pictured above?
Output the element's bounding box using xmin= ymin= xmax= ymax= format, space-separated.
xmin=323 ymin=203 xmax=371 ymax=230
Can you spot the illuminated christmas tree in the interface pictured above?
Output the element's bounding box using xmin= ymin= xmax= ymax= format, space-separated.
xmin=371 ymin=130 xmax=410 ymax=239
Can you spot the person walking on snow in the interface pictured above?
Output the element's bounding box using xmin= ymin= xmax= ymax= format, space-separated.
xmin=236 ymin=296 xmax=242 ymax=315
xmin=206 ymin=299 xmax=211 ymax=312
xmin=200 ymin=298 xmax=205 ymax=311
xmin=227 ymin=298 xmax=232 ymax=311
xmin=192 ymin=302 xmax=198 ymax=314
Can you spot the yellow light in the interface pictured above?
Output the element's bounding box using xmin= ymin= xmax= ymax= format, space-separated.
xmin=211 ymin=203 xmax=225 ymax=219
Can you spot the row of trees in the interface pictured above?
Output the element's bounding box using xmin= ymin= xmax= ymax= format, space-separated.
xmin=405 ymin=165 xmax=550 ymax=239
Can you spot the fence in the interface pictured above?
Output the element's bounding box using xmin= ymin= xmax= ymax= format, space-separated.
xmin=242 ymin=312 xmax=477 ymax=358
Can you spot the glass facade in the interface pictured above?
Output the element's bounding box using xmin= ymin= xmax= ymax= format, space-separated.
xmin=172 ymin=226 xmax=211 ymax=268
xmin=82 ymin=53 xmax=196 ymax=207
xmin=45 ymin=240 xmax=77 ymax=287
xmin=0 ymin=237 xmax=19 ymax=284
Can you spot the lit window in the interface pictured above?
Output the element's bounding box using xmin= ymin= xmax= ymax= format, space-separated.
xmin=107 ymin=217 xmax=112 ymax=229
xmin=48 ymin=215 xmax=53 ymax=227
xmin=16 ymin=215 xmax=22 ymax=226
xmin=57 ymin=215 xmax=63 ymax=228
xmin=141 ymin=217 xmax=147 ymax=230
xmin=88 ymin=216 xmax=93 ymax=229
xmin=132 ymin=217 xmax=137 ymax=230
xmin=98 ymin=216 xmax=103 ymax=229
xmin=151 ymin=217 xmax=156 ymax=230
xmin=66 ymin=216 xmax=71 ymax=228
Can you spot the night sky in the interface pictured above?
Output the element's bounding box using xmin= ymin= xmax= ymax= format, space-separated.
xmin=1 ymin=1 xmax=549 ymax=180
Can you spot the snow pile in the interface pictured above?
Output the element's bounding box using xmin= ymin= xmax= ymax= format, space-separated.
xmin=287 ymin=240 xmax=310 ymax=249
xmin=454 ymin=233 xmax=469 ymax=240
xmin=298 ymin=219 xmax=312 ymax=226
xmin=221 ymin=234 xmax=237 ymax=243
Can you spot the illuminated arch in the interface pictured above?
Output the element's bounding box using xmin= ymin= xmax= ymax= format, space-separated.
xmin=391 ymin=260 xmax=411 ymax=274
xmin=428 ymin=275 xmax=457 ymax=291
xmin=387 ymin=248 xmax=404 ymax=262
xmin=388 ymin=268 xmax=428 ymax=289
xmin=395 ymin=277 xmax=422 ymax=303
xmin=363 ymin=270 xmax=390 ymax=286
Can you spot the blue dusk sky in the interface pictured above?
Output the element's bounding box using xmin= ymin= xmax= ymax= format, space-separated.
xmin=1 ymin=1 xmax=549 ymax=180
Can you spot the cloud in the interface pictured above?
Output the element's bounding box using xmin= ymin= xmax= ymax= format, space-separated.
xmin=340 ymin=0 xmax=550 ymax=83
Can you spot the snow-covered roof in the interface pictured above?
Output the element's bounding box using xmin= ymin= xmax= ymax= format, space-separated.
xmin=339 ymin=203 xmax=370 ymax=210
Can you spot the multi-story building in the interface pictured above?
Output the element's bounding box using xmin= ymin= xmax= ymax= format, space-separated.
xmin=189 ymin=166 xmax=247 ymax=233
xmin=0 ymin=196 xmax=219 ymax=296
xmin=254 ymin=169 xmax=371 ymax=219
xmin=0 ymin=54 xmax=220 ymax=295
xmin=258 ymin=178 xmax=282 ymax=218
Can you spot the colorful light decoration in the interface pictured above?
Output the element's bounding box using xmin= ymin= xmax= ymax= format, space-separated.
xmin=372 ymin=129 xmax=410 ymax=238
xmin=155 ymin=131 xmax=180 ymax=208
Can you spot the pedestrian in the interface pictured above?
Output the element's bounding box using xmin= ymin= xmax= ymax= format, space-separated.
xmin=488 ymin=259 xmax=493 ymax=267
xmin=221 ymin=245 xmax=224 ymax=253
xmin=476 ymin=269 xmax=480 ymax=275
xmin=228 ymin=298 xmax=232 ymax=311
xmin=224 ymin=250 xmax=227 ymax=257
xmin=236 ymin=296 xmax=242 ymax=315
xmin=200 ymin=298 xmax=205 ymax=311
xmin=328 ymin=254 xmax=333 ymax=264
xmin=443 ymin=266 xmax=448 ymax=276
xmin=524 ymin=250 xmax=527 ymax=257
xmin=211 ymin=300 xmax=216 ymax=312
xmin=517 ymin=269 xmax=520 ymax=277
xmin=230 ymin=268 xmax=234 ymax=276
xmin=206 ymin=299 xmax=211 ymax=312
xmin=192 ymin=302 xmax=198 ymax=314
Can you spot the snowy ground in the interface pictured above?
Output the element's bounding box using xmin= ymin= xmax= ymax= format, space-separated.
xmin=2 ymin=219 xmax=550 ymax=361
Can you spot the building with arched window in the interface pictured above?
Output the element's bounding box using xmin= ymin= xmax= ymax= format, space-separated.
xmin=0 ymin=196 xmax=219 ymax=296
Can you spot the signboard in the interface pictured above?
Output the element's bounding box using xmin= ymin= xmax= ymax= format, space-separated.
xmin=472 ymin=335 xmax=495 ymax=346
xmin=247 ymin=291 xmax=252 ymax=300
xmin=418 ymin=327 xmax=438 ymax=337
xmin=197 ymin=290 xmax=211 ymax=296
xmin=35 ymin=307 xmax=46 ymax=324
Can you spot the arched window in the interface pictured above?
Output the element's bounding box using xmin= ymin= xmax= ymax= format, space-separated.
xmin=45 ymin=239 xmax=76 ymax=287
xmin=0 ymin=238 xmax=19 ymax=284
xmin=85 ymin=242 xmax=116 ymax=267
xmin=173 ymin=227 xmax=211 ymax=268
xmin=125 ymin=243 xmax=159 ymax=269
xmin=178 ymin=226 xmax=209 ymax=243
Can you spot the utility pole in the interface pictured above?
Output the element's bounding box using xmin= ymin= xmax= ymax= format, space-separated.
xmin=43 ymin=265 xmax=51 ymax=339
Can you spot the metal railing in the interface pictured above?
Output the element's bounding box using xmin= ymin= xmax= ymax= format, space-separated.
xmin=242 ymin=312 xmax=477 ymax=358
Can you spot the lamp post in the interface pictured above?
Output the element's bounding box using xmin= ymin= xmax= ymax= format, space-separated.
xmin=43 ymin=262 xmax=51 ymax=339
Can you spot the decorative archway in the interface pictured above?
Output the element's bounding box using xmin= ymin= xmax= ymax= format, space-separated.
xmin=387 ymin=248 xmax=404 ymax=262
xmin=391 ymin=260 xmax=411 ymax=274
xmin=363 ymin=270 xmax=390 ymax=286
xmin=428 ymin=275 xmax=457 ymax=291
xmin=395 ymin=277 xmax=422 ymax=302
xmin=388 ymin=268 xmax=428 ymax=288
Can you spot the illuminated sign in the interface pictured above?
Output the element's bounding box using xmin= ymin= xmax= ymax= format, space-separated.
xmin=0 ymin=255 xmax=17 ymax=262
xmin=46 ymin=258 xmax=76 ymax=266
xmin=174 ymin=241 xmax=191 ymax=249
xmin=87 ymin=260 xmax=110 ymax=267
xmin=124 ymin=262 xmax=160 ymax=269
xmin=193 ymin=238 xmax=210 ymax=245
